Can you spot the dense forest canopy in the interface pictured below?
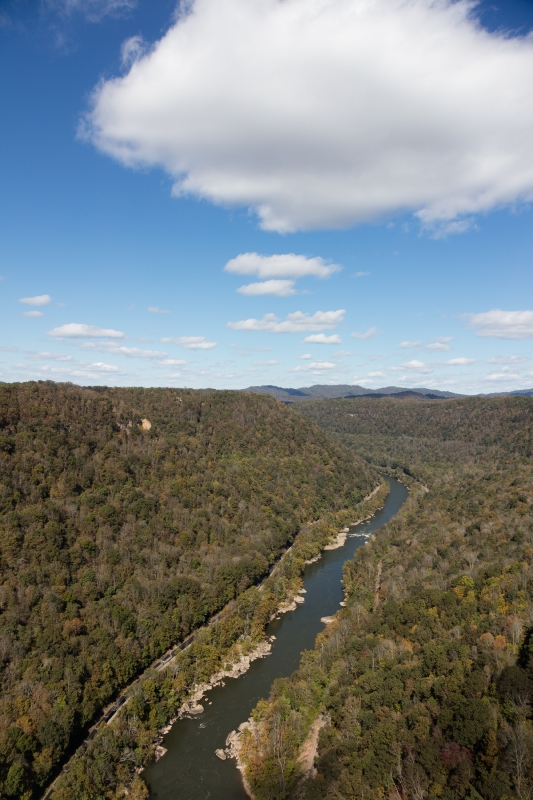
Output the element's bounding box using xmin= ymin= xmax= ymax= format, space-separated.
xmin=0 ymin=382 xmax=375 ymax=800
xmin=240 ymin=396 xmax=533 ymax=800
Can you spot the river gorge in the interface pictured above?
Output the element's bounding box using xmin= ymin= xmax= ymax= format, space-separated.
xmin=144 ymin=477 xmax=408 ymax=799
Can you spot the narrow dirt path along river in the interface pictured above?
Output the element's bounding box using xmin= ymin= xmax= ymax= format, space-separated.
xmin=144 ymin=477 xmax=408 ymax=800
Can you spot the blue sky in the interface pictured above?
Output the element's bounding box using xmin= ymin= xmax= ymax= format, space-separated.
xmin=1 ymin=0 xmax=533 ymax=393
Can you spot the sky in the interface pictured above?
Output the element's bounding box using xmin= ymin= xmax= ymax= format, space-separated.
xmin=1 ymin=0 xmax=533 ymax=394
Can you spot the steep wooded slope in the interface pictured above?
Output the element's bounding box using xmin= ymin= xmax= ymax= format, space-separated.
xmin=241 ymin=397 xmax=533 ymax=800
xmin=0 ymin=382 xmax=374 ymax=799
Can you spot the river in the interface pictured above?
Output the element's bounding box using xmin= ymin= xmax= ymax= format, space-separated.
xmin=144 ymin=476 xmax=408 ymax=800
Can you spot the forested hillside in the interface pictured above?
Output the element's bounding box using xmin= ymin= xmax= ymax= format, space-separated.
xmin=241 ymin=396 xmax=533 ymax=800
xmin=0 ymin=382 xmax=375 ymax=799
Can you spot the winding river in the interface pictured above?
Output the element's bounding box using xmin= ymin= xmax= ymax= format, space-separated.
xmin=144 ymin=476 xmax=408 ymax=800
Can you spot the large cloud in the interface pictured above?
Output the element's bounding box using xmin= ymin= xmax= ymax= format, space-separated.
xmin=84 ymin=0 xmax=533 ymax=233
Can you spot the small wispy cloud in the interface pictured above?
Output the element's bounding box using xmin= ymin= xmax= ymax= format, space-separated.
xmin=467 ymin=310 xmax=533 ymax=339
xmin=22 ymin=311 xmax=44 ymax=318
xmin=28 ymin=352 xmax=73 ymax=362
xmin=291 ymin=360 xmax=337 ymax=373
xmin=351 ymin=327 xmax=378 ymax=340
xmin=486 ymin=372 xmax=524 ymax=382
xmin=19 ymin=294 xmax=51 ymax=306
xmin=392 ymin=360 xmax=432 ymax=373
xmin=148 ymin=306 xmax=171 ymax=314
xmin=80 ymin=342 xmax=168 ymax=360
xmin=489 ymin=355 xmax=527 ymax=364
xmin=426 ymin=342 xmax=451 ymax=352
xmin=225 ymin=253 xmax=340 ymax=280
xmin=298 ymin=353 xmax=313 ymax=359
xmin=302 ymin=334 xmax=341 ymax=344
xmin=121 ymin=35 xmax=146 ymax=68
xmin=16 ymin=360 xmax=126 ymax=378
xmin=237 ymin=279 xmax=296 ymax=297
xmin=46 ymin=0 xmax=137 ymax=23
xmin=354 ymin=271 xmax=371 ymax=278
xmin=48 ymin=323 xmax=125 ymax=339
xmin=445 ymin=357 xmax=475 ymax=366
xmin=161 ymin=336 xmax=218 ymax=350
xmin=252 ymin=359 xmax=279 ymax=365
xmin=426 ymin=336 xmax=452 ymax=352
xmin=428 ymin=218 xmax=475 ymax=238
xmin=398 ymin=340 xmax=421 ymax=349
xmin=228 ymin=310 xmax=344 ymax=334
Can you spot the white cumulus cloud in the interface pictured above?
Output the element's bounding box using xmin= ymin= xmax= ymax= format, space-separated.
xmin=22 ymin=311 xmax=44 ymax=318
xmin=446 ymin=357 xmax=475 ymax=366
xmin=467 ymin=310 xmax=533 ymax=339
xmin=48 ymin=323 xmax=125 ymax=339
xmin=228 ymin=310 xmax=345 ymax=334
xmin=237 ymin=280 xmax=296 ymax=297
xmin=19 ymin=294 xmax=51 ymax=306
xmin=398 ymin=340 xmax=421 ymax=349
xmin=161 ymin=336 xmax=218 ymax=350
xmin=84 ymin=0 xmax=533 ymax=233
xmin=302 ymin=334 xmax=342 ymax=344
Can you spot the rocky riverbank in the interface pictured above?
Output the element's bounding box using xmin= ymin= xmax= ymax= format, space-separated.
xmin=148 ymin=482 xmax=390 ymax=782
xmin=152 ymin=638 xmax=275 ymax=761
xmin=223 ymin=482 xmax=392 ymax=797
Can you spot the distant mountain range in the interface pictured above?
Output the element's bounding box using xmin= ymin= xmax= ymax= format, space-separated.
xmin=244 ymin=384 xmax=533 ymax=403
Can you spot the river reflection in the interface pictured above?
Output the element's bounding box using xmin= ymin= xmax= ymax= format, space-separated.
xmin=144 ymin=476 xmax=408 ymax=800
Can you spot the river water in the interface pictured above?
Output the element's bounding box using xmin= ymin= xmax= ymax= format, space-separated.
xmin=144 ymin=476 xmax=408 ymax=800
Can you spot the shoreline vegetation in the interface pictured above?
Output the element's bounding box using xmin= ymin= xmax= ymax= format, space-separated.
xmin=50 ymin=482 xmax=389 ymax=800
xmin=200 ymin=482 xmax=390 ymax=778
xmin=0 ymin=382 xmax=378 ymax=800
xmin=236 ymin=396 xmax=533 ymax=800
xmin=225 ymin=481 xmax=395 ymax=799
